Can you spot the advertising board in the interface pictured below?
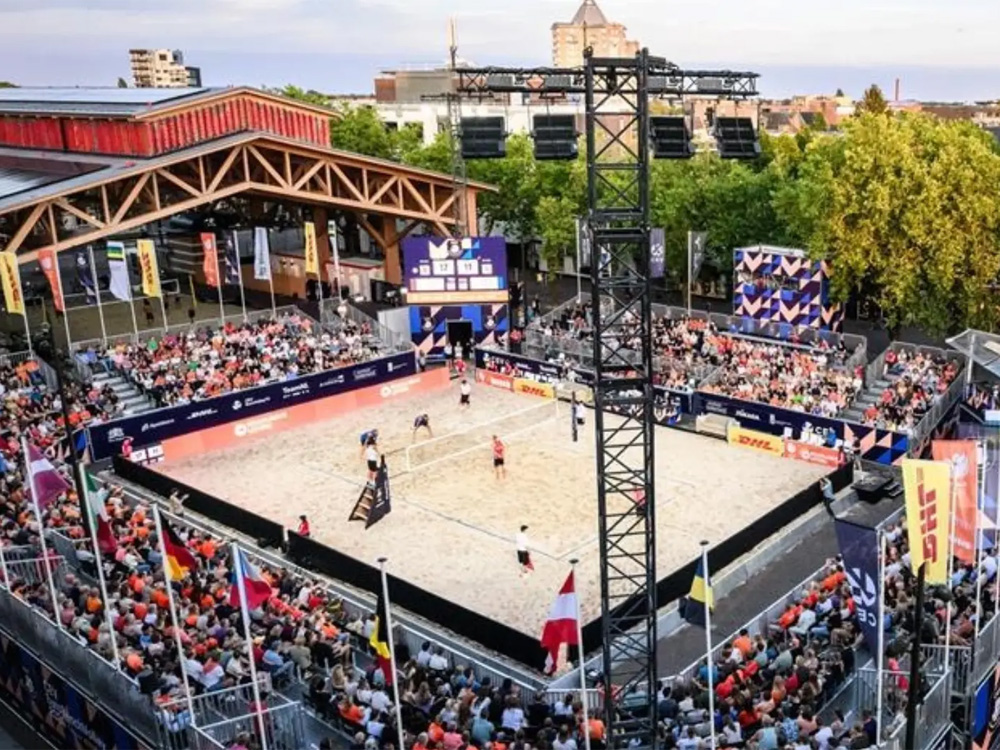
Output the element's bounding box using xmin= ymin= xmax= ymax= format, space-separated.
xmin=973 ymin=663 xmax=1000 ymax=750
xmin=694 ymin=391 xmax=908 ymax=465
xmin=0 ymin=631 xmax=151 ymax=749
xmin=513 ymin=378 xmax=555 ymax=400
xmin=475 ymin=369 xmax=515 ymax=391
xmin=783 ymin=440 xmax=844 ymax=468
xmin=150 ymin=368 xmax=451 ymax=462
xmin=727 ymin=425 xmax=784 ymax=456
xmin=88 ymin=351 xmax=417 ymax=460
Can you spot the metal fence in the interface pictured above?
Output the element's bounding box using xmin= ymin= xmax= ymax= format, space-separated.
xmin=319 ymin=298 xmax=412 ymax=353
xmin=189 ymin=702 xmax=306 ymax=750
xmin=883 ymin=671 xmax=951 ymax=750
xmin=0 ymin=349 xmax=34 ymax=366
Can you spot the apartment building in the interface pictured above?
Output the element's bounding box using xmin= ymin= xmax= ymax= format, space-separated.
xmin=129 ymin=49 xmax=201 ymax=88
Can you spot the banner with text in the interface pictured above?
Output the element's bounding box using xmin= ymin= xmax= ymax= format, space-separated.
xmin=834 ymin=519 xmax=881 ymax=651
xmin=931 ymin=439 xmax=978 ymax=565
xmin=727 ymin=424 xmax=784 ymax=456
xmin=902 ymin=458 xmax=952 ymax=584
xmin=88 ymin=351 xmax=417 ymax=460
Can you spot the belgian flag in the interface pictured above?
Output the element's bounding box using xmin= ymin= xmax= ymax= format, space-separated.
xmin=369 ymin=592 xmax=394 ymax=686
xmin=683 ymin=556 xmax=714 ymax=627
xmin=161 ymin=517 xmax=198 ymax=581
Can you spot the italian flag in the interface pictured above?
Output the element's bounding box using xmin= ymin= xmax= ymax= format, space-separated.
xmin=82 ymin=468 xmax=116 ymax=555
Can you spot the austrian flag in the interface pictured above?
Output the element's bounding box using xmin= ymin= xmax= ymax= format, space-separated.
xmin=540 ymin=571 xmax=579 ymax=675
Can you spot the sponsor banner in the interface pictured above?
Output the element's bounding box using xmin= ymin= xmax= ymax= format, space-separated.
xmin=303 ymin=221 xmax=320 ymax=275
xmin=476 ymin=369 xmax=515 ymax=391
xmin=160 ymin=367 xmax=451 ymax=461
xmin=931 ymin=440 xmax=977 ymax=565
xmin=728 ymin=425 xmax=784 ymax=456
xmin=38 ymin=248 xmax=65 ymax=312
xmin=514 ymin=378 xmax=555 ymax=400
xmin=0 ymin=252 xmax=25 ymax=316
xmin=136 ymin=239 xmax=161 ymax=298
xmin=783 ymin=440 xmax=843 ymax=468
xmin=902 ymin=458 xmax=952 ymax=584
xmin=973 ymin=663 xmax=1000 ymax=750
xmin=88 ymin=351 xmax=417 ymax=460
xmin=201 ymin=232 xmax=220 ymax=287
xmin=834 ymin=519 xmax=881 ymax=652
xmin=693 ymin=390 xmax=909 ymax=466
xmin=474 ymin=347 xmax=692 ymax=414
xmin=0 ymin=630 xmax=152 ymax=749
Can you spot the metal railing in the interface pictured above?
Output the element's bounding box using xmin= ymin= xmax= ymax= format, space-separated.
xmin=882 ymin=671 xmax=951 ymax=750
xmin=0 ymin=349 xmax=34 ymax=367
xmin=319 ymin=298 xmax=412 ymax=353
xmin=190 ymin=702 xmax=306 ymax=750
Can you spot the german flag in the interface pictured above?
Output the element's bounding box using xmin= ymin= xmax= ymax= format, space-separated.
xmin=369 ymin=592 xmax=394 ymax=685
xmin=161 ymin=517 xmax=198 ymax=581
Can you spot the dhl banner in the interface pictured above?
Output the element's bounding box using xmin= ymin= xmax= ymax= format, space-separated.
xmin=513 ymin=377 xmax=555 ymax=400
xmin=902 ymin=458 xmax=952 ymax=584
xmin=931 ymin=440 xmax=977 ymax=565
xmin=476 ymin=369 xmax=514 ymax=392
xmin=137 ymin=239 xmax=161 ymax=298
xmin=0 ymin=252 xmax=25 ymax=316
xmin=304 ymin=221 xmax=319 ymax=275
xmin=727 ymin=424 xmax=784 ymax=456
xmin=38 ymin=248 xmax=64 ymax=312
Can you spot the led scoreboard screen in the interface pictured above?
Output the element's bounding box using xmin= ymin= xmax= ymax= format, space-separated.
xmin=401 ymin=237 xmax=508 ymax=305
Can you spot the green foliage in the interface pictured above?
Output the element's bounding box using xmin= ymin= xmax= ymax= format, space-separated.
xmin=0 ymin=81 xmax=16 ymax=88
xmin=116 ymin=77 xmax=129 ymax=88
xmin=857 ymin=84 xmax=889 ymax=116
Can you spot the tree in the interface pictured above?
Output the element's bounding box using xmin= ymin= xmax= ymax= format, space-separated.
xmin=0 ymin=81 xmax=16 ymax=88
xmin=857 ymin=84 xmax=889 ymax=116
xmin=275 ymin=84 xmax=330 ymax=108
xmin=116 ymin=77 xmax=129 ymax=88
xmin=536 ymin=195 xmax=578 ymax=270
xmin=835 ymin=88 xmax=845 ymax=98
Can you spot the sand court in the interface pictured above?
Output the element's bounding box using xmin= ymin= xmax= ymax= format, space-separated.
xmin=160 ymin=377 xmax=828 ymax=637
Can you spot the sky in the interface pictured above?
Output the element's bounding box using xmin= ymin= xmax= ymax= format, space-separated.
xmin=1 ymin=0 xmax=998 ymax=101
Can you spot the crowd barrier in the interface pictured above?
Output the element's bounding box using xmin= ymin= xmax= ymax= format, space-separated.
xmin=114 ymin=455 xmax=285 ymax=548
xmin=87 ymin=350 xmax=418 ymax=461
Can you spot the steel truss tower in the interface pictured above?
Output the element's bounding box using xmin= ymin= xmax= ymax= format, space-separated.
xmin=455 ymin=53 xmax=757 ymax=749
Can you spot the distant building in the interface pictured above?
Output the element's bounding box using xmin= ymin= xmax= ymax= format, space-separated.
xmin=551 ymin=0 xmax=639 ymax=67
xmin=129 ymin=49 xmax=201 ymax=89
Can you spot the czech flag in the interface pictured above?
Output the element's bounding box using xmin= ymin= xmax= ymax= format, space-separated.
xmin=230 ymin=548 xmax=273 ymax=611
xmin=161 ymin=518 xmax=198 ymax=582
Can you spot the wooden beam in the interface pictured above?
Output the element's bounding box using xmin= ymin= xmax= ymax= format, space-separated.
xmin=2 ymin=202 xmax=47 ymax=254
xmin=53 ymin=198 xmax=105 ymax=229
xmin=101 ymin=185 xmax=111 ymax=224
xmin=155 ymin=168 xmax=202 ymax=198
xmin=46 ymin=204 xmax=58 ymax=244
xmin=247 ymin=145 xmax=288 ymax=187
xmin=284 ymin=151 xmax=293 ymax=186
xmin=112 ymin=173 xmax=151 ymax=225
xmin=329 ymin=163 xmax=366 ymax=204
xmin=207 ymin=146 xmax=242 ymax=193
xmin=369 ymin=176 xmax=398 ymax=206
xmin=293 ymin=160 xmax=325 ymax=191
xmin=400 ymin=176 xmax=437 ymax=219
xmin=357 ymin=216 xmax=386 ymax=248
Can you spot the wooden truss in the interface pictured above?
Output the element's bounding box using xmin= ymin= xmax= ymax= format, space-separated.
xmin=1 ymin=134 xmax=489 ymax=263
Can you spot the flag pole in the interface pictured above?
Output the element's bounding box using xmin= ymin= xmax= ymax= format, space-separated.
xmin=87 ymin=245 xmax=108 ymax=342
xmin=214 ymin=237 xmax=226 ymax=325
xmin=975 ymin=440 xmax=986 ymax=641
xmin=684 ymin=229 xmax=692 ymax=316
xmin=330 ymin=221 xmax=342 ymax=303
xmin=231 ymin=542 xmax=270 ymax=750
xmin=377 ymin=557 xmax=407 ymax=750
xmin=943 ymin=466 xmax=958 ymax=680
xmin=152 ymin=504 xmax=197 ymax=723
xmin=122 ymin=248 xmax=140 ymax=339
xmin=569 ymin=558 xmax=591 ymax=750
xmin=56 ymin=259 xmax=72 ymax=351
xmin=700 ymin=540 xmax=716 ymax=750
xmin=875 ymin=527 xmax=886 ymax=742
xmin=78 ymin=464 xmax=121 ymax=669
xmin=13 ymin=259 xmax=32 ymax=354
xmin=23 ymin=437 xmax=61 ymax=623
xmin=994 ymin=436 xmax=1000 ymax=623
xmin=575 ymin=218 xmax=582 ymax=303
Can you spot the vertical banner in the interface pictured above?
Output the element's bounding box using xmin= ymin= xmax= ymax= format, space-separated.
xmin=106 ymin=241 xmax=132 ymax=301
xmin=649 ymin=228 xmax=665 ymax=279
xmin=689 ymin=230 xmax=708 ymax=279
xmin=201 ymin=233 xmax=220 ymax=288
xmin=902 ymin=458 xmax=952 ymax=584
xmin=834 ymin=519 xmax=881 ymax=650
xmin=224 ymin=232 xmax=241 ymax=285
xmin=253 ymin=226 xmax=272 ymax=280
xmin=75 ymin=251 xmax=96 ymax=302
xmin=136 ymin=239 xmax=162 ymax=298
xmin=0 ymin=252 xmax=25 ymax=315
xmin=932 ymin=440 xmax=978 ymax=565
xmin=304 ymin=221 xmax=319 ymax=275
xmin=38 ymin=249 xmax=64 ymax=312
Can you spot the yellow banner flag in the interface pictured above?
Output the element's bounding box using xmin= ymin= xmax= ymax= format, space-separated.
xmin=137 ymin=239 xmax=161 ymax=298
xmin=901 ymin=458 xmax=952 ymax=584
xmin=0 ymin=252 xmax=25 ymax=316
xmin=303 ymin=221 xmax=319 ymax=276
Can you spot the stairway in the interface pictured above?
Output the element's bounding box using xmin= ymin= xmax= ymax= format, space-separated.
xmin=842 ymin=377 xmax=891 ymax=424
xmin=90 ymin=370 xmax=156 ymax=416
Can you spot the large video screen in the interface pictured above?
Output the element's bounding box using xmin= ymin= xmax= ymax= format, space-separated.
xmin=401 ymin=236 xmax=507 ymax=305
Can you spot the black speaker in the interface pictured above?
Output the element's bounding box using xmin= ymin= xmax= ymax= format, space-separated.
xmin=460 ymin=117 xmax=506 ymax=159
xmin=650 ymin=116 xmax=694 ymax=159
xmin=533 ymin=114 xmax=578 ymax=161
xmin=714 ymin=117 xmax=760 ymax=159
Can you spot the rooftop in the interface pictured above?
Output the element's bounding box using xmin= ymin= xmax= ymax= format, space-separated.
xmin=571 ymin=0 xmax=608 ymax=26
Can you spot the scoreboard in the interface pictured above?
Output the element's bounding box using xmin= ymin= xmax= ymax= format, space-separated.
xmin=401 ymin=237 xmax=507 ymax=305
